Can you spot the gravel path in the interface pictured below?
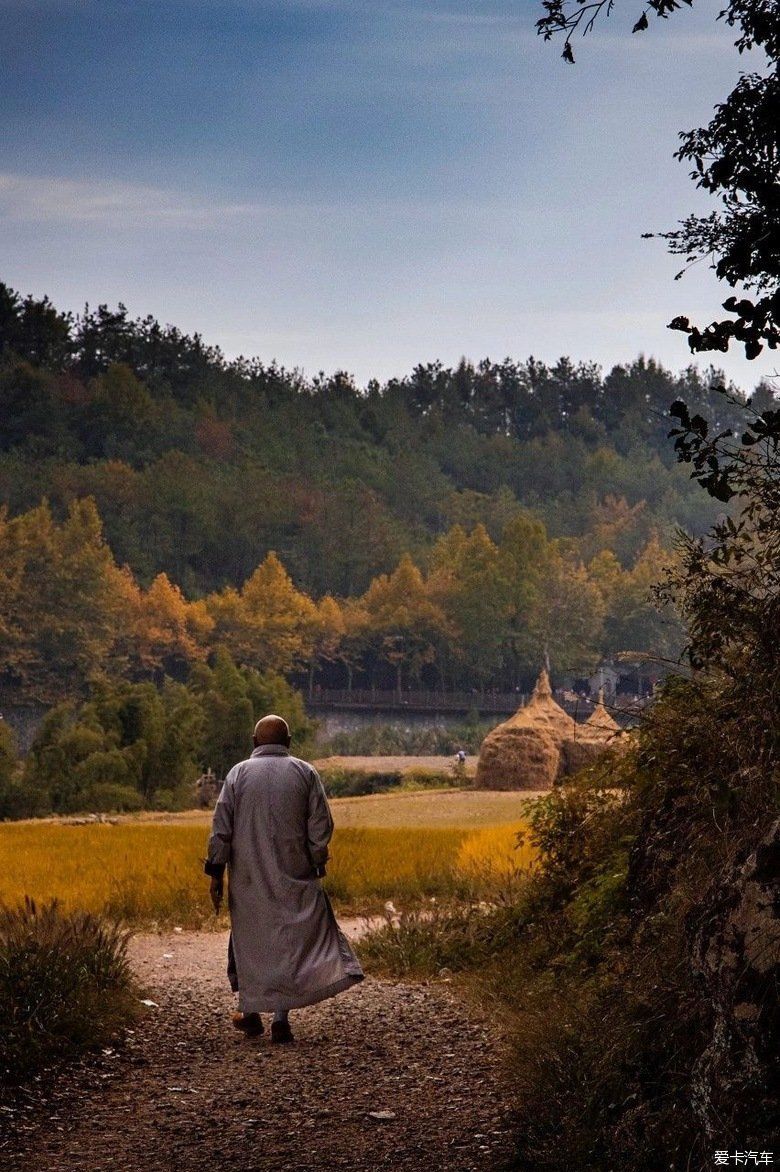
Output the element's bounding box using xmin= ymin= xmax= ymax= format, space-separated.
xmin=4 ymin=926 xmax=515 ymax=1172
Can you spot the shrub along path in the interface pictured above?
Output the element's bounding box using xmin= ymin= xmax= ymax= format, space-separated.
xmin=2 ymin=927 xmax=514 ymax=1171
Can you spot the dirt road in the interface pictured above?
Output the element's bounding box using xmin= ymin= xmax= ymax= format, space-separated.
xmin=4 ymin=928 xmax=515 ymax=1172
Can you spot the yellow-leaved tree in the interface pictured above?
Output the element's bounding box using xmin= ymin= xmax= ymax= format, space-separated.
xmin=0 ymin=498 xmax=136 ymax=702
xmin=126 ymin=572 xmax=214 ymax=678
xmin=332 ymin=596 xmax=370 ymax=692
xmin=590 ymin=533 xmax=681 ymax=663
xmin=360 ymin=553 xmax=447 ymax=693
xmin=305 ymin=594 xmax=346 ymax=696
xmin=206 ymin=552 xmax=318 ymax=675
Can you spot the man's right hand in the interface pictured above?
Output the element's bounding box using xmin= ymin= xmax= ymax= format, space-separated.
xmin=210 ymin=877 xmax=223 ymax=914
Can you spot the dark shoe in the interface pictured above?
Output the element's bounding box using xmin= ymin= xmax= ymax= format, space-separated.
xmin=232 ymin=1012 xmax=264 ymax=1038
xmin=270 ymin=1019 xmax=294 ymax=1045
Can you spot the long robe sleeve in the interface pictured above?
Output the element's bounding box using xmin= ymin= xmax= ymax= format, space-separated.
xmin=306 ymin=771 xmax=333 ymax=872
xmin=204 ymin=768 xmax=236 ymax=877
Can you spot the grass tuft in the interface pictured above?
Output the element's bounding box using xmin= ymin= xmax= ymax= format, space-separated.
xmin=0 ymin=898 xmax=138 ymax=1091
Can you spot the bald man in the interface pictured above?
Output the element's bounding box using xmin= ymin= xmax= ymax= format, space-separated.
xmin=205 ymin=715 xmax=363 ymax=1043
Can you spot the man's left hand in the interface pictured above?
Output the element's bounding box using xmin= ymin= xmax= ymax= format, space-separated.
xmin=210 ymin=877 xmax=223 ymax=914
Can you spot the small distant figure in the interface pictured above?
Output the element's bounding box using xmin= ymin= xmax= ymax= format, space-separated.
xmin=205 ymin=714 xmax=364 ymax=1044
xmin=195 ymin=768 xmax=221 ymax=809
xmin=455 ymin=748 xmax=467 ymax=765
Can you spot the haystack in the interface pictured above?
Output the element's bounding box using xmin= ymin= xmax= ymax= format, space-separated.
xmin=475 ymin=671 xmax=617 ymax=791
xmin=475 ymin=723 xmax=560 ymax=791
xmin=560 ymin=731 xmax=604 ymax=776
xmin=475 ymin=669 xmax=574 ymax=790
xmin=583 ymin=691 xmax=621 ymax=743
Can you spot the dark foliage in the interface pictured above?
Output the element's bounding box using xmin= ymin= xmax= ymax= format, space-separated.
xmin=507 ymin=388 xmax=780 ymax=1166
xmin=9 ymin=654 xmax=315 ymax=819
xmin=357 ymin=353 xmax=780 ymax=1168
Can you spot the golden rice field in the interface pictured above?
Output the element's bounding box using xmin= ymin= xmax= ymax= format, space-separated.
xmin=0 ymin=819 xmax=536 ymax=927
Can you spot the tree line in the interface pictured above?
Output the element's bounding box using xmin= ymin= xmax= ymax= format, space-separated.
xmin=0 ymin=493 xmax=672 ymax=816
xmin=0 ymin=496 xmax=678 ymax=709
xmin=2 ymin=281 xmax=771 ymax=603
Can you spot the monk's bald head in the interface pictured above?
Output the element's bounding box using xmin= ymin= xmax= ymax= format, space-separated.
xmin=253 ymin=714 xmax=291 ymax=747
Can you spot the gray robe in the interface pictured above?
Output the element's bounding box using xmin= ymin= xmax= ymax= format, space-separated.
xmin=207 ymin=745 xmax=363 ymax=1013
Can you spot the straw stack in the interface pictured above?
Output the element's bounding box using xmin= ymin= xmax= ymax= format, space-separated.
xmin=583 ymin=690 xmax=621 ymax=742
xmin=474 ymin=671 xmax=617 ymax=790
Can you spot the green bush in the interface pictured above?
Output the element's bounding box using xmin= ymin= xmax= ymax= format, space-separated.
xmin=0 ymin=721 xmax=37 ymax=819
xmin=0 ymin=898 xmax=138 ymax=1091
xmin=319 ymin=719 xmax=490 ymax=757
xmin=0 ymin=778 xmax=38 ymax=820
xmin=521 ymin=760 xmax=630 ymax=894
xmin=319 ymin=763 xmax=464 ymax=798
xmin=87 ymin=782 xmax=145 ymax=813
xmin=318 ymin=766 xmax=402 ymax=797
xmin=400 ymin=766 xmax=462 ymax=790
xmin=149 ymin=784 xmax=193 ymax=812
xmin=13 ymin=654 xmax=316 ymax=818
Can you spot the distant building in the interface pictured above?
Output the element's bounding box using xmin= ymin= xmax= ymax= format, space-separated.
xmin=587 ymin=665 xmax=621 ymax=699
xmin=586 ymin=661 xmax=658 ymax=701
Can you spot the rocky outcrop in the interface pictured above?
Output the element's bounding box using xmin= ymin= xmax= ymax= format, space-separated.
xmin=690 ymin=818 xmax=780 ymax=1145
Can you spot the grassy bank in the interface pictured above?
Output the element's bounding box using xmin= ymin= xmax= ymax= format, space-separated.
xmin=361 ymin=680 xmax=780 ymax=1171
xmin=315 ymin=757 xmax=476 ymax=797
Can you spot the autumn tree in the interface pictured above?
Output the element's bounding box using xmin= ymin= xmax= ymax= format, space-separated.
xmin=332 ymin=596 xmax=370 ymax=692
xmin=428 ymin=524 xmax=511 ymax=687
xmin=614 ymin=533 xmax=682 ymax=659
xmin=127 ymin=572 xmax=213 ymax=679
xmin=360 ymin=554 xmax=448 ymax=693
xmin=532 ymin=549 xmax=606 ymax=675
xmin=206 ymin=552 xmax=318 ymax=675
xmin=306 ymin=594 xmax=346 ymax=697
xmin=499 ymin=511 xmax=553 ymax=676
xmin=0 ymin=498 xmax=136 ymax=702
xmin=589 ymin=535 xmax=682 ymax=664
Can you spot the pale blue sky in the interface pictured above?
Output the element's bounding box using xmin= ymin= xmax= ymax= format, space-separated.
xmin=0 ymin=0 xmax=769 ymax=391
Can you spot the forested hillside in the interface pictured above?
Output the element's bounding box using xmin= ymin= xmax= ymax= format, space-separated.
xmin=1 ymin=281 xmax=775 ymax=723
xmin=1 ymin=280 xmax=757 ymax=602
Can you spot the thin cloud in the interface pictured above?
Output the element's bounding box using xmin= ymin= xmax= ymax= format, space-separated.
xmin=0 ymin=172 xmax=537 ymax=227
xmin=0 ymin=174 xmax=267 ymax=225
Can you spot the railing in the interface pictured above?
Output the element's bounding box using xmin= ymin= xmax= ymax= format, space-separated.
xmin=306 ymin=689 xmax=526 ymax=714
xmin=306 ymin=688 xmax=646 ymax=723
